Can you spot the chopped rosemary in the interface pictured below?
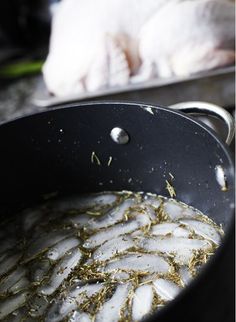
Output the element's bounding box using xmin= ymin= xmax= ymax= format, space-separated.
xmin=165 ymin=180 xmax=176 ymax=198
xmin=107 ymin=156 xmax=113 ymax=167
xmin=91 ymin=151 xmax=101 ymax=166
xmin=0 ymin=190 xmax=222 ymax=321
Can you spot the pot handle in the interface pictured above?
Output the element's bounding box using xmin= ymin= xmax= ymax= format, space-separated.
xmin=169 ymin=101 xmax=235 ymax=145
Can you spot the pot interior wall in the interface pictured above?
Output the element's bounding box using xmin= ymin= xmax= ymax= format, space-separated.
xmin=0 ymin=102 xmax=234 ymax=229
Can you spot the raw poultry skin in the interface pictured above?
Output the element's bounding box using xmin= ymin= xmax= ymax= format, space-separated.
xmin=43 ymin=0 xmax=235 ymax=97
xmin=137 ymin=0 xmax=235 ymax=80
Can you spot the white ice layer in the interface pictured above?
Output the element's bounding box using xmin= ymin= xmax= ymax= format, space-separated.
xmin=39 ymin=248 xmax=82 ymax=295
xmin=8 ymin=277 xmax=29 ymax=294
xmin=180 ymin=219 xmax=221 ymax=245
xmin=151 ymin=222 xmax=189 ymax=237
xmin=4 ymin=307 xmax=28 ymax=322
xmin=89 ymin=198 xmax=135 ymax=229
xmin=30 ymin=259 xmax=51 ymax=283
xmin=104 ymin=254 xmax=169 ymax=274
xmin=96 ymin=283 xmax=131 ymax=322
xmin=24 ymin=230 xmax=72 ymax=262
xmin=0 ymin=292 xmax=29 ymax=320
xmin=179 ymin=266 xmax=192 ymax=286
xmin=143 ymin=195 xmax=162 ymax=209
xmin=153 ymin=279 xmax=181 ymax=301
xmin=62 ymin=214 xmax=91 ymax=227
xmin=46 ymin=283 xmax=104 ymax=322
xmin=0 ymin=253 xmax=22 ymax=277
xmin=138 ymin=236 xmax=210 ymax=264
xmin=0 ymin=267 xmax=26 ymax=294
xmin=93 ymin=235 xmax=135 ymax=261
xmin=46 ymin=237 xmax=80 ymax=260
xmin=69 ymin=312 xmax=92 ymax=322
xmin=0 ymin=191 xmax=221 ymax=322
xmin=132 ymin=284 xmax=153 ymax=321
xmin=164 ymin=200 xmax=195 ymax=220
xmin=110 ymin=271 xmax=130 ymax=280
xmin=83 ymin=214 xmax=150 ymax=248
xmin=29 ymin=295 xmax=49 ymax=317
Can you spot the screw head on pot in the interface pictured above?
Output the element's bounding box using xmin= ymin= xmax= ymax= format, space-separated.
xmin=110 ymin=127 xmax=129 ymax=144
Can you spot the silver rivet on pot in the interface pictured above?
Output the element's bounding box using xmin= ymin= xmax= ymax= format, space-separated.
xmin=110 ymin=127 xmax=129 ymax=144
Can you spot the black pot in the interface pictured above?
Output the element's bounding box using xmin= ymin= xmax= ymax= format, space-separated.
xmin=0 ymin=101 xmax=234 ymax=322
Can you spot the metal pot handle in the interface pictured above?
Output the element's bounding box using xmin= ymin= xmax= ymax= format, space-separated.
xmin=169 ymin=101 xmax=235 ymax=145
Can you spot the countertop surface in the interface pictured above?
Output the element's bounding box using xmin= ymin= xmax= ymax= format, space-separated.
xmin=0 ymin=66 xmax=235 ymax=123
xmin=0 ymin=76 xmax=44 ymax=122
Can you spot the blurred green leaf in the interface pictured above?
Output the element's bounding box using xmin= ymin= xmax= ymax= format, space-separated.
xmin=0 ymin=60 xmax=43 ymax=78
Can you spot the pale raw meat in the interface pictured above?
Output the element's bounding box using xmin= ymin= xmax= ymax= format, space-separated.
xmin=43 ymin=0 xmax=165 ymax=97
xmin=138 ymin=0 xmax=235 ymax=79
xmin=43 ymin=0 xmax=235 ymax=97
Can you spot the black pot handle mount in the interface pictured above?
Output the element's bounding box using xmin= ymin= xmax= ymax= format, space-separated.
xmin=169 ymin=101 xmax=235 ymax=145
